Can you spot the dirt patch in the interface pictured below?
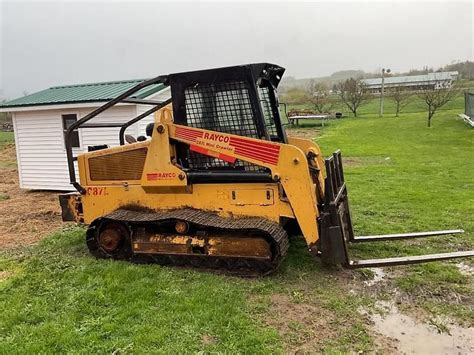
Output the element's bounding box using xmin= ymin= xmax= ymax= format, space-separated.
xmin=262 ymin=293 xmax=333 ymax=353
xmin=0 ymin=270 xmax=13 ymax=281
xmin=0 ymin=144 xmax=62 ymax=250
xmin=260 ymin=290 xmax=398 ymax=353
xmin=201 ymin=334 xmax=217 ymax=346
xmin=457 ymin=262 xmax=474 ymax=276
xmin=286 ymin=128 xmax=321 ymax=140
xmin=0 ymin=144 xmax=17 ymax=168
xmin=343 ymin=156 xmax=392 ymax=167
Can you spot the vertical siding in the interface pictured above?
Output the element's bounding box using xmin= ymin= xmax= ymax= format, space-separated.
xmin=14 ymin=105 xmax=137 ymax=191
xmin=12 ymin=113 xmax=24 ymax=188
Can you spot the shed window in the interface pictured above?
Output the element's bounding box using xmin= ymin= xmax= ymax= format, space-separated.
xmin=62 ymin=114 xmax=80 ymax=148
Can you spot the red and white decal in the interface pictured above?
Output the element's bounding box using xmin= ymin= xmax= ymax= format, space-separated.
xmin=175 ymin=126 xmax=280 ymax=165
xmin=175 ymin=126 xmax=203 ymax=143
xmin=147 ymin=172 xmax=177 ymax=180
xmin=190 ymin=145 xmax=236 ymax=164
xmin=229 ymin=137 xmax=280 ymax=165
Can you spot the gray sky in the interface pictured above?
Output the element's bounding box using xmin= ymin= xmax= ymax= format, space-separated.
xmin=1 ymin=1 xmax=472 ymax=99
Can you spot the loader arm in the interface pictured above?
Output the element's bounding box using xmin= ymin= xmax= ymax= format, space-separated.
xmin=155 ymin=120 xmax=322 ymax=250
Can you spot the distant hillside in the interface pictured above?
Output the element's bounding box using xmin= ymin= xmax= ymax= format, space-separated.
xmin=280 ymin=60 xmax=474 ymax=91
xmin=280 ymin=70 xmax=366 ymax=91
xmin=441 ymin=61 xmax=474 ymax=79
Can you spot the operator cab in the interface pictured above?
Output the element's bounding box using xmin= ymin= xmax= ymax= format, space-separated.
xmin=168 ymin=63 xmax=287 ymax=172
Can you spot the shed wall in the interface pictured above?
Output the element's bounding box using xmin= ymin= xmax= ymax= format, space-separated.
xmin=13 ymin=105 xmax=142 ymax=191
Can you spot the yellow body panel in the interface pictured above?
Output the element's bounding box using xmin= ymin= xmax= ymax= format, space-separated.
xmin=79 ymin=183 xmax=293 ymax=225
xmin=74 ymin=105 xmax=326 ymax=250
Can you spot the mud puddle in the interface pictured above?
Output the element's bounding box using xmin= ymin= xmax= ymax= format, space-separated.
xmin=369 ymin=301 xmax=474 ymax=354
xmin=363 ymin=268 xmax=386 ymax=286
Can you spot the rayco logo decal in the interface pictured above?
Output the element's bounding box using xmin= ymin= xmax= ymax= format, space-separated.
xmin=203 ymin=132 xmax=230 ymax=143
xmin=147 ymin=172 xmax=176 ymax=180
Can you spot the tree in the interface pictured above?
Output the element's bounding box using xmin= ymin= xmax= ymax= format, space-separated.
xmin=336 ymin=78 xmax=369 ymax=117
xmin=280 ymin=87 xmax=307 ymax=105
xmin=418 ymin=82 xmax=459 ymax=127
xmin=306 ymin=81 xmax=332 ymax=113
xmin=390 ymin=85 xmax=414 ymax=117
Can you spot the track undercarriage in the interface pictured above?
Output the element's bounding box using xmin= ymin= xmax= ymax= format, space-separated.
xmin=86 ymin=209 xmax=289 ymax=276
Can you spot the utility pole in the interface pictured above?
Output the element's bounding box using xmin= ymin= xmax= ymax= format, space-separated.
xmin=379 ymin=67 xmax=391 ymax=117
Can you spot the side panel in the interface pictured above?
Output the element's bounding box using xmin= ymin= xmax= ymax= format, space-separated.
xmin=78 ymin=183 xmax=294 ymax=224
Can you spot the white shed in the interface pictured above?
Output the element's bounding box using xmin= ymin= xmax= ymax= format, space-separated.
xmin=0 ymin=79 xmax=170 ymax=191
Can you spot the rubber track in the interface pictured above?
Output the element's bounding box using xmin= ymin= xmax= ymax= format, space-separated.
xmin=98 ymin=208 xmax=289 ymax=276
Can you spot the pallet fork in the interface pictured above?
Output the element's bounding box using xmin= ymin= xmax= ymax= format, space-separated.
xmin=319 ymin=150 xmax=473 ymax=268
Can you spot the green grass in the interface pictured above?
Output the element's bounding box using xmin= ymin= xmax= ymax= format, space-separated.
xmin=1 ymin=96 xmax=473 ymax=352
xmin=0 ymin=228 xmax=280 ymax=353
xmin=0 ymin=131 xmax=16 ymax=169
xmin=0 ymin=131 xmax=14 ymax=148
xmin=1 ymin=230 xmax=372 ymax=353
xmin=0 ymin=193 xmax=10 ymax=201
xmin=317 ymin=109 xmax=473 ymax=240
xmin=313 ymin=105 xmax=473 ymax=327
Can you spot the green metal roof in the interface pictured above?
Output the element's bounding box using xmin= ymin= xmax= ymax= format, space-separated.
xmin=0 ymin=79 xmax=166 ymax=108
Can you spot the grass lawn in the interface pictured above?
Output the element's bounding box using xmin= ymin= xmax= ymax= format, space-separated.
xmin=0 ymin=132 xmax=16 ymax=169
xmin=1 ymin=101 xmax=473 ymax=352
xmin=0 ymin=131 xmax=14 ymax=148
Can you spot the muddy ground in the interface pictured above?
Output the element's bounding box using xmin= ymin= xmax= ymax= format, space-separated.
xmin=0 ymin=144 xmax=62 ymax=249
xmin=257 ymin=267 xmax=473 ymax=354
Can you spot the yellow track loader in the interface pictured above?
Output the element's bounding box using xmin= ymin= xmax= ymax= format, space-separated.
xmin=60 ymin=63 xmax=473 ymax=275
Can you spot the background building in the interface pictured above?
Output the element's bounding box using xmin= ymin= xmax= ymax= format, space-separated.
xmin=0 ymin=80 xmax=169 ymax=190
xmin=363 ymin=71 xmax=458 ymax=92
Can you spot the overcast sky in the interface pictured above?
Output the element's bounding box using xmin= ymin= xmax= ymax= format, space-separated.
xmin=1 ymin=1 xmax=472 ymax=99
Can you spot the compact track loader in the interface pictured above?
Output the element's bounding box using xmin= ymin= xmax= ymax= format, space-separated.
xmin=60 ymin=63 xmax=473 ymax=275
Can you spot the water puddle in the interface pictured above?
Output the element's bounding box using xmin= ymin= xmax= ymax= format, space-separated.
xmin=363 ymin=268 xmax=386 ymax=286
xmin=369 ymin=301 xmax=474 ymax=354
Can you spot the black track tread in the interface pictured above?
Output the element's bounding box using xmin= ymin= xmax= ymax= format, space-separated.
xmin=90 ymin=208 xmax=289 ymax=276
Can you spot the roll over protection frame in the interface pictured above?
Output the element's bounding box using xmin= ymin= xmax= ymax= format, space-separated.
xmin=65 ymin=76 xmax=170 ymax=194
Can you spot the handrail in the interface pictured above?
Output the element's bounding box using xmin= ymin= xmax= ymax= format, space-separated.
xmin=119 ymin=98 xmax=172 ymax=145
xmin=65 ymin=75 xmax=169 ymax=193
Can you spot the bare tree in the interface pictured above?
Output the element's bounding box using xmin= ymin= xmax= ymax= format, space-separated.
xmin=390 ymin=85 xmax=414 ymax=117
xmin=418 ymin=82 xmax=459 ymax=127
xmin=336 ymin=78 xmax=369 ymax=117
xmin=306 ymin=81 xmax=332 ymax=113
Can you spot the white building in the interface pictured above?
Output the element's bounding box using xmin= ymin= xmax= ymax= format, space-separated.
xmin=362 ymin=71 xmax=459 ymax=92
xmin=0 ymin=79 xmax=170 ymax=191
